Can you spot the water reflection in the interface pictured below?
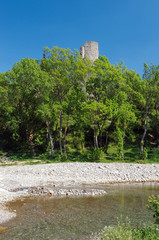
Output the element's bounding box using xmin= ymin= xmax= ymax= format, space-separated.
xmin=1 ymin=183 xmax=159 ymax=240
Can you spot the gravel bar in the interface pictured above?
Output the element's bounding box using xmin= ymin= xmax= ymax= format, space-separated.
xmin=0 ymin=162 xmax=159 ymax=224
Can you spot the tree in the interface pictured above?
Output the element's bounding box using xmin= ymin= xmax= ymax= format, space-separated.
xmin=114 ymin=101 xmax=136 ymax=159
xmin=82 ymin=101 xmax=112 ymax=149
xmin=140 ymin=63 xmax=159 ymax=158
xmin=7 ymin=58 xmax=49 ymax=156
xmin=0 ymin=73 xmax=13 ymax=149
xmin=41 ymin=47 xmax=90 ymax=155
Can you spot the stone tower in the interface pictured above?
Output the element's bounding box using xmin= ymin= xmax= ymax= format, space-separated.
xmin=80 ymin=41 xmax=99 ymax=62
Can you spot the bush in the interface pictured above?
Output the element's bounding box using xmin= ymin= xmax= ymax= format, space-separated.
xmin=99 ymin=222 xmax=159 ymax=240
xmin=132 ymin=225 xmax=159 ymax=240
xmin=100 ymin=217 xmax=132 ymax=240
xmin=147 ymin=195 xmax=159 ymax=224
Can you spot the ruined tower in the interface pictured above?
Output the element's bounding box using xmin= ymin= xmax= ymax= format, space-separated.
xmin=80 ymin=41 xmax=99 ymax=62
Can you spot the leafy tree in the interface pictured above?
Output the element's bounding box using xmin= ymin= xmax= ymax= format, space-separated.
xmin=1 ymin=46 xmax=159 ymax=161
xmin=7 ymin=58 xmax=48 ymax=155
xmin=0 ymin=73 xmax=13 ymax=149
xmin=41 ymin=47 xmax=90 ymax=155
xmin=86 ymin=56 xmax=119 ymax=149
xmin=114 ymin=101 xmax=136 ymax=159
xmin=82 ymin=101 xmax=112 ymax=149
xmin=0 ymin=73 xmax=10 ymax=126
xmin=140 ymin=63 xmax=159 ymax=158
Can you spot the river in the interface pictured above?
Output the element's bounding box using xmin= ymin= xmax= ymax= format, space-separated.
xmin=1 ymin=183 xmax=159 ymax=240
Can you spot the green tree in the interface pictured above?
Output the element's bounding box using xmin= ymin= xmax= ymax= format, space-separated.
xmin=41 ymin=47 xmax=89 ymax=155
xmin=0 ymin=73 xmax=13 ymax=149
xmin=140 ymin=63 xmax=159 ymax=158
xmin=7 ymin=58 xmax=48 ymax=156
xmin=114 ymin=100 xmax=136 ymax=159
xmin=82 ymin=101 xmax=112 ymax=149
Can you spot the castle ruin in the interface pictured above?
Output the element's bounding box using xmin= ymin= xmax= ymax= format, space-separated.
xmin=80 ymin=41 xmax=99 ymax=62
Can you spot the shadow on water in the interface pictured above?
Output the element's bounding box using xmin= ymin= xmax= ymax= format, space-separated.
xmin=1 ymin=183 xmax=159 ymax=240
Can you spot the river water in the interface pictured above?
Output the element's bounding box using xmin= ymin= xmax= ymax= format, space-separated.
xmin=1 ymin=183 xmax=159 ymax=240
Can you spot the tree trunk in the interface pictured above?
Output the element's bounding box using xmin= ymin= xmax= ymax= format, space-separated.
xmin=94 ymin=124 xmax=98 ymax=148
xmin=63 ymin=119 xmax=69 ymax=153
xmin=117 ymin=127 xmax=124 ymax=160
xmin=80 ymin=132 xmax=85 ymax=152
xmin=59 ymin=110 xmax=63 ymax=155
xmin=155 ymin=103 xmax=159 ymax=145
xmin=45 ymin=117 xmax=54 ymax=157
xmin=27 ymin=129 xmax=36 ymax=157
xmin=99 ymin=128 xmax=102 ymax=148
xmin=53 ymin=113 xmax=60 ymax=145
xmin=120 ymin=134 xmax=124 ymax=160
xmin=105 ymin=133 xmax=109 ymax=153
xmin=140 ymin=104 xmax=148 ymax=158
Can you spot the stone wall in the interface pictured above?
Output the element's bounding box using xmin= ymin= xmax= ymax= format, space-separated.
xmin=80 ymin=41 xmax=99 ymax=62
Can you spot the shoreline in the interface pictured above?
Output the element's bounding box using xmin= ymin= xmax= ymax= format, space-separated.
xmin=0 ymin=162 xmax=159 ymax=224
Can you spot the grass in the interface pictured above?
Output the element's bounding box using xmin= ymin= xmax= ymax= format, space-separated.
xmin=98 ymin=218 xmax=159 ymax=240
xmin=0 ymin=150 xmax=45 ymax=166
xmin=100 ymin=224 xmax=159 ymax=240
xmin=0 ymin=144 xmax=159 ymax=166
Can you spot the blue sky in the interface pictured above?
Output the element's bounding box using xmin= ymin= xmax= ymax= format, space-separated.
xmin=1 ymin=0 xmax=159 ymax=76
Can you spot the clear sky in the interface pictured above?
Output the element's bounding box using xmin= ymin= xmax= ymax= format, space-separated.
xmin=1 ymin=0 xmax=159 ymax=76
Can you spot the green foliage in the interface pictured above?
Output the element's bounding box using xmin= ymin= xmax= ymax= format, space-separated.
xmin=143 ymin=147 xmax=148 ymax=160
xmin=132 ymin=225 xmax=159 ymax=240
xmin=116 ymin=127 xmax=125 ymax=160
xmin=100 ymin=217 xmax=132 ymax=240
xmin=99 ymin=218 xmax=159 ymax=240
xmin=147 ymin=195 xmax=159 ymax=224
xmin=1 ymin=46 xmax=159 ymax=162
xmin=148 ymin=148 xmax=159 ymax=162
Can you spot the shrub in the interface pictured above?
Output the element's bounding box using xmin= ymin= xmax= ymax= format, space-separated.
xmin=132 ymin=225 xmax=159 ymax=240
xmin=99 ymin=222 xmax=159 ymax=240
xmin=147 ymin=195 xmax=159 ymax=224
xmin=100 ymin=217 xmax=132 ymax=240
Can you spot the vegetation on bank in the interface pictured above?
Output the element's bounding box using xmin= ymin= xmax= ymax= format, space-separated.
xmin=0 ymin=143 xmax=159 ymax=166
xmin=1 ymin=47 xmax=159 ymax=162
xmin=99 ymin=222 xmax=158 ymax=240
xmin=98 ymin=195 xmax=159 ymax=240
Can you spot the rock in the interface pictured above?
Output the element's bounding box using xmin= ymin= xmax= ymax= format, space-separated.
xmin=0 ymin=226 xmax=6 ymax=233
xmin=26 ymin=186 xmax=107 ymax=197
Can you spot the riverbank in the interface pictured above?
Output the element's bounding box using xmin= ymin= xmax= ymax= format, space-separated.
xmin=0 ymin=162 xmax=159 ymax=224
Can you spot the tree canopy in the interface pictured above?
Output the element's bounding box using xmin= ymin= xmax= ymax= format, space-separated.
xmin=1 ymin=47 xmax=159 ymax=161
